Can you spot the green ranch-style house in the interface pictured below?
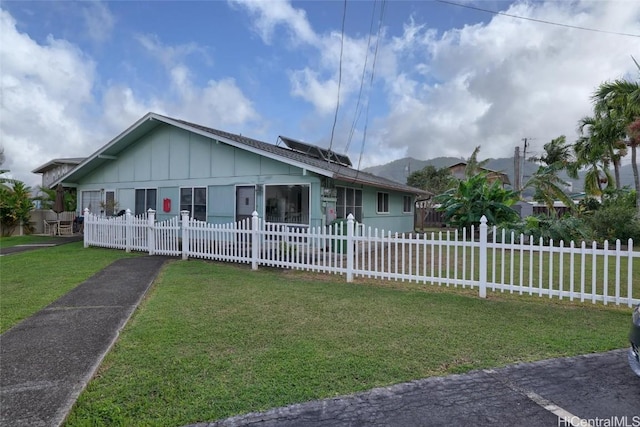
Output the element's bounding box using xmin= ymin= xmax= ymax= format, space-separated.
xmin=49 ymin=113 xmax=427 ymax=232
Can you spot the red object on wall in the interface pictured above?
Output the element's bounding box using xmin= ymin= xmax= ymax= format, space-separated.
xmin=163 ymin=198 xmax=171 ymax=212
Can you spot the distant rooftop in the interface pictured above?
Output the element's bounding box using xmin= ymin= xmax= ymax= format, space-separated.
xmin=32 ymin=158 xmax=85 ymax=174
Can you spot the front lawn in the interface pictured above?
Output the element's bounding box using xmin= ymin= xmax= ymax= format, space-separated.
xmin=66 ymin=260 xmax=630 ymax=426
xmin=0 ymin=242 xmax=139 ymax=332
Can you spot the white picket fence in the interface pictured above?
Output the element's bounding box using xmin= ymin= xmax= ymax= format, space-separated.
xmin=83 ymin=208 xmax=640 ymax=306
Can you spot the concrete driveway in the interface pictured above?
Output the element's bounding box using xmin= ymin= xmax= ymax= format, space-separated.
xmin=197 ymin=349 xmax=639 ymax=427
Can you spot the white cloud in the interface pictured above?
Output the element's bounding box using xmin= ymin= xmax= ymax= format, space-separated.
xmin=167 ymin=65 xmax=259 ymax=126
xmin=0 ymin=9 xmax=98 ymax=187
xmin=228 ymin=0 xmax=318 ymax=45
xmin=136 ymin=35 xmax=260 ymax=128
xmin=376 ymin=0 xmax=640 ymax=163
xmin=100 ymin=85 xmax=162 ymax=132
xmin=135 ymin=33 xmax=211 ymax=68
xmin=82 ymin=1 xmax=115 ymax=43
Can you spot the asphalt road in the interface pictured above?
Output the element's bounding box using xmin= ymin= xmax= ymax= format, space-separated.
xmin=197 ymin=349 xmax=640 ymax=427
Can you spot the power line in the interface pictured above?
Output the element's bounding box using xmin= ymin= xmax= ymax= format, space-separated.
xmin=328 ymin=0 xmax=348 ymax=153
xmin=345 ymin=0 xmax=377 ymax=154
xmin=436 ymin=0 xmax=640 ymax=38
xmin=356 ymin=0 xmax=386 ymax=176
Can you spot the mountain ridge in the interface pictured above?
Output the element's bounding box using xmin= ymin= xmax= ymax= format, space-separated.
xmin=362 ymin=156 xmax=637 ymax=195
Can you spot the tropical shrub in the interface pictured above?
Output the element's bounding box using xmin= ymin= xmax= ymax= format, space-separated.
xmin=501 ymin=215 xmax=592 ymax=244
xmin=435 ymin=172 xmax=519 ymax=229
xmin=0 ymin=181 xmax=34 ymax=236
xmin=585 ymin=204 xmax=640 ymax=243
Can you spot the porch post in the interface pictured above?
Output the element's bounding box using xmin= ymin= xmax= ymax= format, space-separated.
xmin=479 ymin=215 xmax=488 ymax=298
xmin=181 ymin=210 xmax=190 ymax=260
xmin=346 ymin=213 xmax=355 ymax=282
xmin=251 ymin=211 xmax=259 ymax=270
xmin=147 ymin=209 xmax=156 ymax=255
xmin=125 ymin=209 xmax=132 ymax=253
xmin=83 ymin=208 xmax=90 ymax=248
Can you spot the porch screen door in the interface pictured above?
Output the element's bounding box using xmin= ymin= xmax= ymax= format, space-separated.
xmin=236 ymin=186 xmax=255 ymax=223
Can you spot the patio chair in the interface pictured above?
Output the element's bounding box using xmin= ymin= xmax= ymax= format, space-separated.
xmin=58 ymin=221 xmax=73 ymax=236
xmin=43 ymin=219 xmax=58 ymax=236
xmin=60 ymin=211 xmax=76 ymax=222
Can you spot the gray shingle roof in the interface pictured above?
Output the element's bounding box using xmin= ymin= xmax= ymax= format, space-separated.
xmin=169 ymin=116 xmax=429 ymax=196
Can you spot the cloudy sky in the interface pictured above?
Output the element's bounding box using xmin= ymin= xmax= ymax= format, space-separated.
xmin=1 ymin=0 xmax=639 ymax=187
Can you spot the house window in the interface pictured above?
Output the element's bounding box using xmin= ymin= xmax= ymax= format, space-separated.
xmin=377 ymin=192 xmax=389 ymax=214
xmin=403 ymin=195 xmax=413 ymax=213
xmin=265 ymin=184 xmax=310 ymax=224
xmin=180 ymin=187 xmax=207 ymax=221
xmin=81 ymin=190 xmax=101 ymax=214
xmin=336 ymin=187 xmax=362 ymax=221
xmin=103 ymin=191 xmax=117 ymax=216
xmin=135 ymin=189 xmax=157 ymax=216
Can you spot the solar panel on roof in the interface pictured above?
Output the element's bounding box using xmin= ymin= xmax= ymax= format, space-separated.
xmin=280 ymin=136 xmax=352 ymax=167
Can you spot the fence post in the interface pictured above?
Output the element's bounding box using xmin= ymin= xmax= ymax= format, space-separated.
xmin=147 ymin=209 xmax=156 ymax=255
xmin=181 ymin=210 xmax=190 ymax=260
xmin=83 ymin=208 xmax=90 ymax=248
xmin=346 ymin=213 xmax=355 ymax=282
xmin=251 ymin=211 xmax=259 ymax=270
xmin=479 ymin=215 xmax=487 ymax=298
xmin=125 ymin=209 xmax=132 ymax=253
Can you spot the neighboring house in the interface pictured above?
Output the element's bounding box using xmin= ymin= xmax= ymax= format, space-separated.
xmin=32 ymin=158 xmax=85 ymax=189
xmin=51 ymin=113 xmax=428 ymax=232
xmin=447 ymin=162 xmax=511 ymax=187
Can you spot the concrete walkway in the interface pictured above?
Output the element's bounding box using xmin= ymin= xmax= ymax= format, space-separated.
xmin=0 ymin=256 xmax=168 ymax=426
xmin=0 ymin=235 xmax=83 ymax=256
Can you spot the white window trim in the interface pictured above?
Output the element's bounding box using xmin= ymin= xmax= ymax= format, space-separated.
xmin=180 ymin=186 xmax=207 ymax=221
xmin=403 ymin=195 xmax=413 ymax=214
xmin=336 ymin=186 xmax=363 ymax=221
xmin=135 ymin=188 xmax=157 ymax=216
xmin=377 ymin=192 xmax=389 ymax=214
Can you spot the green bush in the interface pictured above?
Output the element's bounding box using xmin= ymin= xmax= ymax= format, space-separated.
xmin=435 ymin=172 xmax=519 ymax=229
xmin=501 ymin=215 xmax=592 ymax=244
xmin=586 ymin=204 xmax=640 ymax=243
xmin=0 ymin=181 xmax=33 ymax=237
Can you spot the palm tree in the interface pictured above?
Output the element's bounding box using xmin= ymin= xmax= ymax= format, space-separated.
xmin=577 ymin=115 xmax=627 ymax=189
xmin=572 ymin=127 xmax=614 ymax=196
xmin=525 ymin=135 xmax=576 ymax=214
xmin=592 ymin=64 xmax=640 ymax=216
xmin=0 ymin=148 xmax=17 ymax=190
xmin=628 ymin=118 xmax=640 ymax=213
xmin=530 ymin=135 xmax=573 ymax=167
xmin=464 ymin=146 xmax=490 ymax=177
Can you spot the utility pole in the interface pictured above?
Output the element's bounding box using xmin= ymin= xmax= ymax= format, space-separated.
xmin=514 ymin=146 xmax=521 ymax=191
xmin=521 ymin=137 xmax=529 ymax=189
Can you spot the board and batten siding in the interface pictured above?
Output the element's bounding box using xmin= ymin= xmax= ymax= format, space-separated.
xmin=76 ymin=124 xmax=324 ymax=223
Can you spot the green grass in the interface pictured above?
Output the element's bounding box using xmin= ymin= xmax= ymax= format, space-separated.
xmin=65 ymin=260 xmax=630 ymax=426
xmin=0 ymin=242 xmax=140 ymax=332
xmin=0 ymin=235 xmax=61 ymax=248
